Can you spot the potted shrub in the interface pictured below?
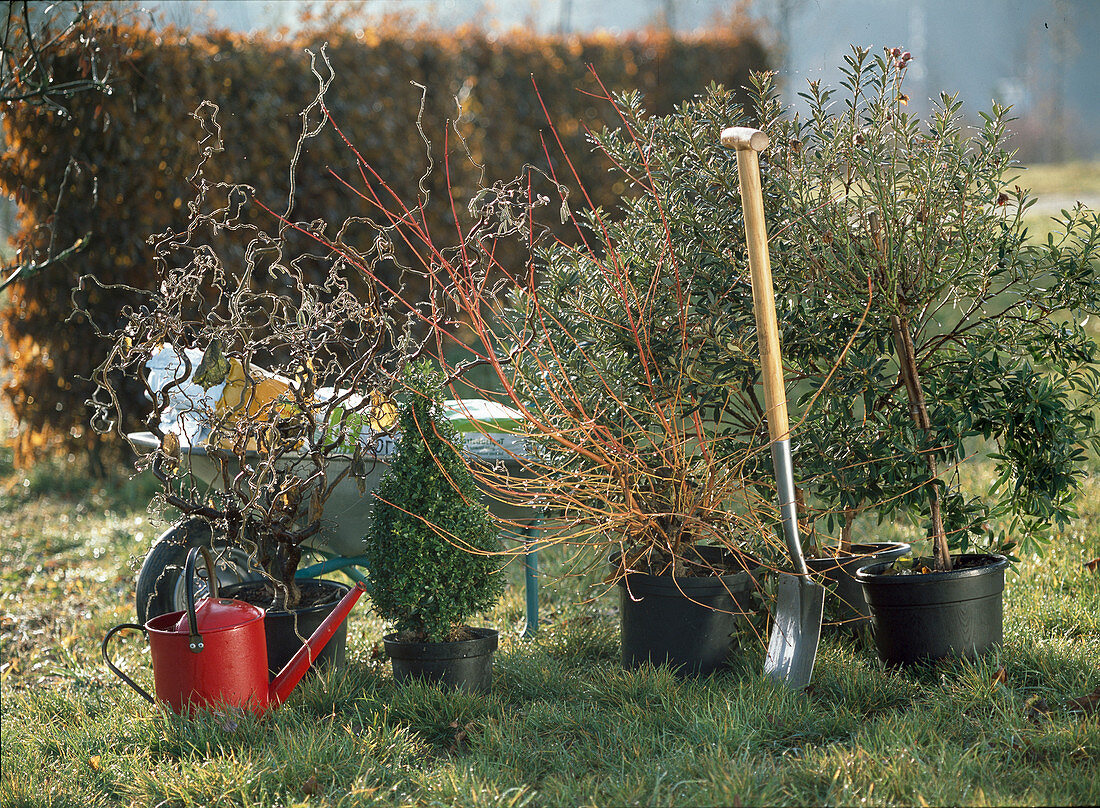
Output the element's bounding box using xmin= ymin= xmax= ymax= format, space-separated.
xmin=82 ymin=94 xmax=416 ymax=676
xmin=419 ymin=64 xmax=1097 ymax=670
xmin=333 ymin=84 xmax=791 ymax=676
xmin=362 ymin=362 xmax=504 ymax=693
xmin=469 ymin=84 xmax=921 ymax=664
xmin=478 ymin=90 xmax=805 ymax=676
xmin=311 ymin=54 xmax=1094 ymax=674
xmin=747 ymin=47 xmax=1100 ymax=664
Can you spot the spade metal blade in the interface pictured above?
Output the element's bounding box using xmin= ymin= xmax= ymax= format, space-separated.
xmin=764 ymin=573 xmax=826 ymax=689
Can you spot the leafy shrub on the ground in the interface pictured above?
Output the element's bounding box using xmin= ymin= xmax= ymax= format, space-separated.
xmin=747 ymin=50 xmax=1100 ymax=562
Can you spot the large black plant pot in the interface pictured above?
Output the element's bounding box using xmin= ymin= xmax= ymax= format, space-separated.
xmin=384 ymin=628 xmax=499 ymax=693
xmin=221 ymin=579 xmax=351 ymax=678
xmin=616 ymin=546 xmax=763 ymax=677
xmin=856 ymin=553 xmax=1010 ymax=666
xmin=806 ymin=542 xmax=911 ymax=627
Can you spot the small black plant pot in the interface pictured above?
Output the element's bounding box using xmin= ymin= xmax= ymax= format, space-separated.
xmin=856 ymin=553 xmax=1010 ymax=667
xmin=615 ymin=546 xmax=763 ymax=677
xmin=806 ymin=542 xmax=911 ymax=628
xmin=384 ymin=628 xmax=499 ymax=693
xmin=221 ymin=579 xmax=351 ymax=678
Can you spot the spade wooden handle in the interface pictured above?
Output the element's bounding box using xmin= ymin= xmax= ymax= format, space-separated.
xmin=724 ymin=126 xmax=811 ymax=581
xmin=722 ymin=126 xmax=788 ymax=443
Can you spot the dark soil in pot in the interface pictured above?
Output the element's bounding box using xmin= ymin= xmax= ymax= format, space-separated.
xmin=806 ymin=542 xmax=911 ymax=628
xmin=614 ymin=545 xmax=764 ymax=677
xmin=221 ymin=579 xmax=351 ymax=678
xmin=383 ymin=627 xmax=498 ymax=693
xmin=856 ymin=553 xmax=1009 ymax=666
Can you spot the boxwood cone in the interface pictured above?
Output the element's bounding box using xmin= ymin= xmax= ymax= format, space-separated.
xmin=362 ymin=363 xmax=504 ymax=691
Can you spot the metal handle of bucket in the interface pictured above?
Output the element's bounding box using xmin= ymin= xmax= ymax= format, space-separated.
xmin=102 ymin=623 xmax=156 ymax=705
xmin=183 ymin=546 xmax=220 ymax=654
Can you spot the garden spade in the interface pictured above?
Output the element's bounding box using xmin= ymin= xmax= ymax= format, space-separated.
xmin=722 ymin=126 xmax=824 ymax=690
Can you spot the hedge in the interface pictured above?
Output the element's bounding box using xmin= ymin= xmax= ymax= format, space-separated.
xmin=0 ymin=17 xmax=768 ymax=466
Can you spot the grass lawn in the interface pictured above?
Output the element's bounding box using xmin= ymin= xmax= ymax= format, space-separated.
xmin=1 ymin=162 xmax=1097 ymax=807
xmin=1014 ymin=161 xmax=1100 ymax=200
xmin=1 ymin=415 xmax=1098 ymax=807
xmin=1015 ymin=160 xmax=1100 ymax=245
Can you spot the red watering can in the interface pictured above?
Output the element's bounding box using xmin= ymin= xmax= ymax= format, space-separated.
xmin=103 ymin=547 xmax=366 ymax=714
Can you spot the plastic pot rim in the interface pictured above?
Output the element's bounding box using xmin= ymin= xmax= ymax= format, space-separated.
xmin=855 ymin=553 xmax=1009 ymax=586
xmin=221 ymin=578 xmax=351 ymax=618
xmin=610 ymin=545 xmax=764 ymax=579
xmin=807 ymin=541 xmax=911 ymax=560
xmin=383 ymin=627 xmax=499 ymax=661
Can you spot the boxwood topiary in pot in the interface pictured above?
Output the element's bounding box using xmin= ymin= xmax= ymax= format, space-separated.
xmin=363 ymin=362 xmax=504 ymax=693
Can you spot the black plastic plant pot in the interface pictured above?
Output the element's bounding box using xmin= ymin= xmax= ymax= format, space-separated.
xmin=855 ymin=553 xmax=1010 ymax=666
xmin=384 ymin=628 xmax=499 ymax=693
xmin=806 ymin=542 xmax=911 ymax=627
xmin=221 ymin=579 xmax=351 ymax=678
xmin=616 ymin=546 xmax=763 ymax=677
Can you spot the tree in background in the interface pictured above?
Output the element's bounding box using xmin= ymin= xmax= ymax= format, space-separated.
xmin=0 ymin=11 xmax=766 ymax=468
xmin=1 ymin=1 xmax=121 ymax=295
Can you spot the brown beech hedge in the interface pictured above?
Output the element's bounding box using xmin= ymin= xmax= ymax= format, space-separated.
xmin=1 ymin=19 xmax=767 ymax=465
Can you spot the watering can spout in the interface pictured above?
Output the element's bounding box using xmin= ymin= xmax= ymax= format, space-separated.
xmin=270 ymin=580 xmax=368 ymax=705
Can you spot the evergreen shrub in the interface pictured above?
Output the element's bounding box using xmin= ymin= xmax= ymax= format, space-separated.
xmin=363 ymin=362 xmax=502 ymax=643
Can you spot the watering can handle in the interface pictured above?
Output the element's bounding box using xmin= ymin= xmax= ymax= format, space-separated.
xmin=183 ymin=546 xmax=220 ymax=654
xmin=102 ymin=623 xmax=156 ymax=705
